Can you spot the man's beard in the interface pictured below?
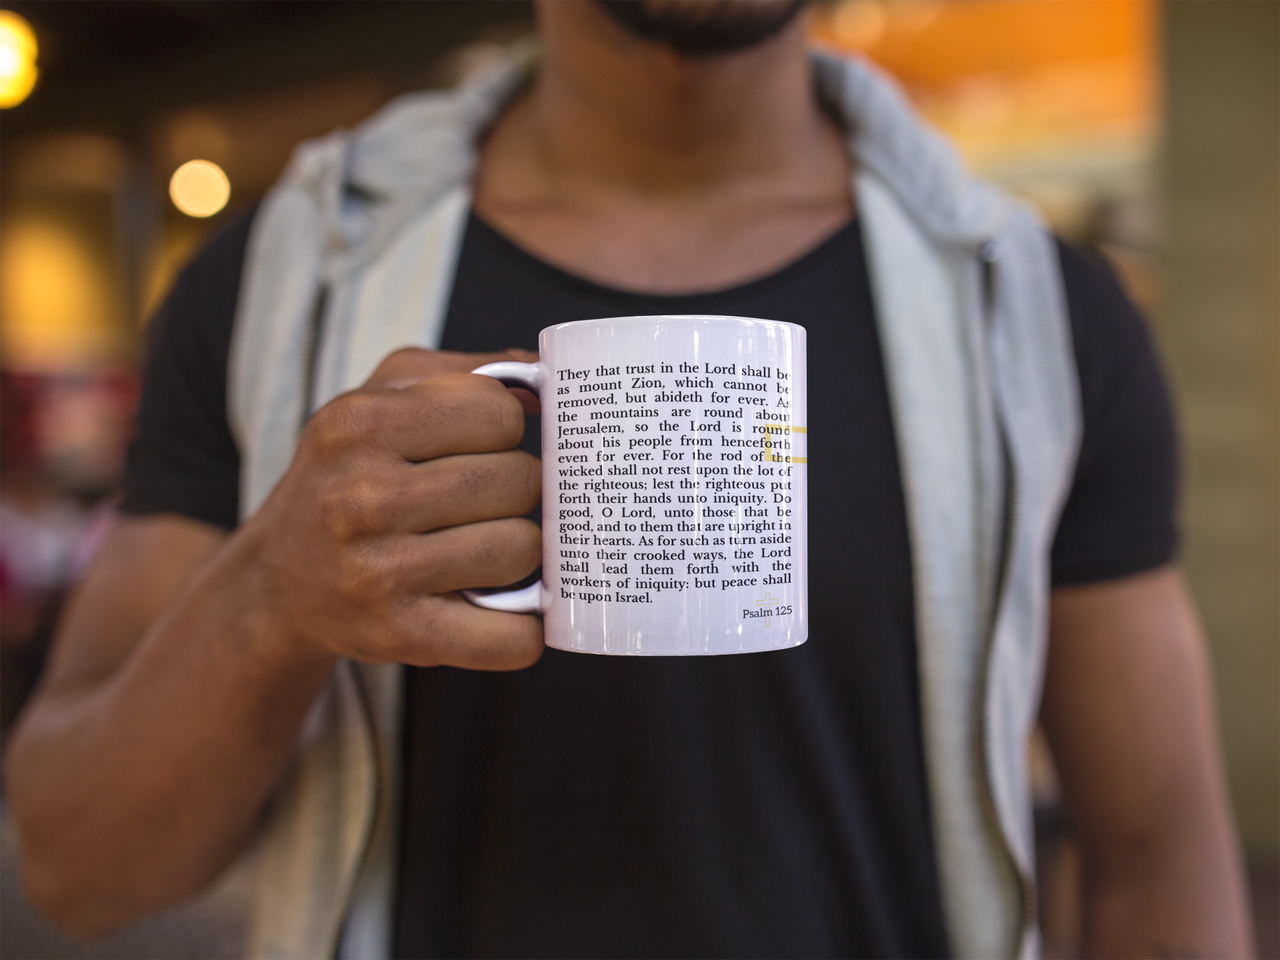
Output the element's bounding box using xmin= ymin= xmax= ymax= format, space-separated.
xmin=593 ymin=0 xmax=808 ymax=57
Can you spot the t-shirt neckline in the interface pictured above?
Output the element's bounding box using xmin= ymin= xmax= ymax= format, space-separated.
xmin=467 ymin=211 xmax=861 ymax=303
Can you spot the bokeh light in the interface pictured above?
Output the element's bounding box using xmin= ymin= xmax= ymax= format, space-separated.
xmin=0 ymin=11 xmax=38 ymax=109
xmin=168 ymin=159 xmax=231 ymax=217
xmin=1 ymin=217 xmax=119 ymax=371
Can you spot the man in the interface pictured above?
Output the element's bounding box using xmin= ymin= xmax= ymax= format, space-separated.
xmin=5 ymin=2 xmax=1253 ymax=957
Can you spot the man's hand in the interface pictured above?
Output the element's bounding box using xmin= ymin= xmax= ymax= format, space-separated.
xmin=1043 ymin=567 xmax=1254 ymax=958
xmin=4 ymin=347 xmax=544 ymax=937
xmin=249 ymin=346 xmax=544 ymax=670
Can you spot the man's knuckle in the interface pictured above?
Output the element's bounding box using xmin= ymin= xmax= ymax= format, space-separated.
xmin=318 ymin=475 xmax=383 ymax=541
xmin=384 ymin=346 xmax=428 ymax=368
xmin=375 ymin=348 xmax=437 ymax=387
xmin=310 ymin=393 xmax=381 ymax=457
xmin=339 ymin=393 xmax=383 ymax=439
xmin=306 ymin=410 xmax=345 ymax=458
xmin=370 ymin=607 xmax=418 ymax=661
xmin=336 ymin=547 xmax=391 ymax=608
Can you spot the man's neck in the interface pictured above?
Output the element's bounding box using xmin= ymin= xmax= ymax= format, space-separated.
xmin=474 ymin=0 xmax=853 ymax=293
xmin=527 ymin=2 xmax=833 ymax=198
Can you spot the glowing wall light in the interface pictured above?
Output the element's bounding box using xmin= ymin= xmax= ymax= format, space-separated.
xmin=169 ymin=159 xmax=231 ymax=218
xmin=1 ymin=217 xmax=118 ymax=371
xmin=0 ymin=10 xmax=38 ymax=108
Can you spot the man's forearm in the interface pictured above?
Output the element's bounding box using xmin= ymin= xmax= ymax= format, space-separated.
xmin=1081 ymin=827 xmax=1254 ymax=959
xmin=6 ymin=522 xmax=336 ymax=938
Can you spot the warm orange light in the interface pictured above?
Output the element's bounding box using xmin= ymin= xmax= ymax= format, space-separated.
xmin=0 ymin=11 xmax=38 ymax=108
xmin=169 ymin=159 xmax=231 ymax=217
xmin=809 ymin=0 xmax=1158 ymax=169
xmin=1 ymin=217 xmax=119 ymax=371
xmin=831 ymin=1 xmax=888 ymax=51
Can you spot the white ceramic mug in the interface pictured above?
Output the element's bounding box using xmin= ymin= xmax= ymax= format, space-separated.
xmin=464 ymin=315 xmax=807 ymax=656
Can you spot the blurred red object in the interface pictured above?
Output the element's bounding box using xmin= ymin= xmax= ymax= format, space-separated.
xmin=0 ymin=373 xmax=43 ymax=474
xmin=0 ymin=368 xmax=138 ymax=492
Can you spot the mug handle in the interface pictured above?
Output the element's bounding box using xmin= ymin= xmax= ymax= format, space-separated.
xmin=461 ymin=360 xmax=548 ymax=615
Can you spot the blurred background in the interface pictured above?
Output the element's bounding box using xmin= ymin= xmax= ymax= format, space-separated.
xmin=0 ymin=1 xmax=1274 ymax=957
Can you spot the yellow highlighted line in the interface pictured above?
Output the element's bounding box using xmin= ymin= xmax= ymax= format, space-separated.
xmin=762 ymin=424 xmax=807 ymax=463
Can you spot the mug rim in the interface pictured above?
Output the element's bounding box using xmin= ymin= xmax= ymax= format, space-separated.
xmin=542 ymin=314 xmax=804 ymax=336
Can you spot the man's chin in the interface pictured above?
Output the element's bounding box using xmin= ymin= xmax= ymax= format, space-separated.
xmin=593 ymin=0 xmax=807 ymax=57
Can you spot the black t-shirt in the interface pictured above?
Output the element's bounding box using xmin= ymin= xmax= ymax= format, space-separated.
xmin=122 ymin=209 xmax=1177 ymax=959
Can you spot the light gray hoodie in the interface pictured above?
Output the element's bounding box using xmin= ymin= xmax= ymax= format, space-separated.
xmin=228 ymin=46 xmax=1080 ymax=960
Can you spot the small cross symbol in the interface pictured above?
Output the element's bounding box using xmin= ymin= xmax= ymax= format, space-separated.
xmin=757 ymin=592 xmax=781 ymax=627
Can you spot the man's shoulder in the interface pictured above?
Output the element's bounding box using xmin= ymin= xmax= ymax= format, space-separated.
xmin=1054 ymin=238 xmax=1158 ymax=381
xmin=180 ymin=208 xmax=256 ymax=287
xmin=148 ymin=207 xmax=257 ymax=351
xmin=278 ymin=45 xmax=537 ymax=210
